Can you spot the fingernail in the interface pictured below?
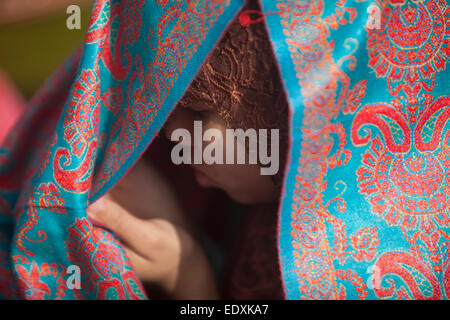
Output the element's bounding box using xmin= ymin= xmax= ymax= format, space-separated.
xmin=87 ymin=198 xmax=105 ymax=215
xmin=87 ymin=198 xmax=105 ymax=224
xmin=87 ymin=199 xmax=107 ymax=228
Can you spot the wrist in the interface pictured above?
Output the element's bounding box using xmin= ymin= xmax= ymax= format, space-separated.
xmin=173 ymin=232 xmax=219 ymax=299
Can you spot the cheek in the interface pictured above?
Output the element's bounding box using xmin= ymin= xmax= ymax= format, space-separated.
xmin=201 ymin=116 xmax=278 ymax=203
xmin=209 ymin=163 xmax=277 ymax=204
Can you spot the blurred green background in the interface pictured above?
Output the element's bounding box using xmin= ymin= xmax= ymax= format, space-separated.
xmin=0 ymin=2 xmax=92 ymax=98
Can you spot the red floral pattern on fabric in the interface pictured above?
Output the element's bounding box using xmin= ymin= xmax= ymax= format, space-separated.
xmin=276 ymin=0 xmax=449 ymax=299
xmin=0 ymin=0 xmax=235 ymax=299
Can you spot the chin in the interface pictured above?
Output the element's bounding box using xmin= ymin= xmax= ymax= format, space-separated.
xmin=226 ymin=189 xmax=276 ymax=205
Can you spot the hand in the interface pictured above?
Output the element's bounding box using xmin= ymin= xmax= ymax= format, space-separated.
xmin=87 ymin=160 xmax=218 ymax=299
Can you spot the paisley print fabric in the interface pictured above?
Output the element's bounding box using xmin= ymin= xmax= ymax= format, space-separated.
xmin=262 ymin=0 xmax=450 ymax=299
xmin=0 ymin=0 xmax=448 ymax=300
xmin=0 ymin=0 xmax=242 ymax=299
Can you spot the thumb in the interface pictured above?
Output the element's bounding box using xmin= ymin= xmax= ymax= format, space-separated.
xmin=87 ymin=196 xmax=161 ymax=260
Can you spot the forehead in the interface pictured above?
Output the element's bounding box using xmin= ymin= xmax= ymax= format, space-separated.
xmin=180 ymin=99 xmax=213 ymax=111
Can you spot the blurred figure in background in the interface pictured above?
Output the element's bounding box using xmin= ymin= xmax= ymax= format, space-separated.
xmin=0 ymin=70 xmax=25 ymax=145
xmin=0 ymin=0 xmax=91 ymax=144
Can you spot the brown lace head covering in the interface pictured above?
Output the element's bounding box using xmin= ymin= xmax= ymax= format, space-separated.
xmin=177 ymin=0 xmax=289 ymax=188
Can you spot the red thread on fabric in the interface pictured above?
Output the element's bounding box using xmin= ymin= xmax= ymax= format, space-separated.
xmin=238 ymin=10 xmax=281 ymax=27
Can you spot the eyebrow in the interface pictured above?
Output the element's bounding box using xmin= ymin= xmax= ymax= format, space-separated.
xmin=183 ymin=101 xmax=213 ymax=111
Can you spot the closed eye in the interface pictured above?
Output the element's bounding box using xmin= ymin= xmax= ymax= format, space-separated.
xmin=189 ymin=109 xmax=209 ymax=119
xmin=185 ymin=103 xmax=211 ymax=118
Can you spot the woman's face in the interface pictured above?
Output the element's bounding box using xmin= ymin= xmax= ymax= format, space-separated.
xmin=162 ymin=7 xmax=288 ymax=205
xmin=164 ymin=104 xmax=278 ymax=205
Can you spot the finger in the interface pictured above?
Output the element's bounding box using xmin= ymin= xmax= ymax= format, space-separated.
xmin=87 ymin=197 xmax=163 ymax=260
xmin=122 ymin=245 xmax=176 ymax=290
xmin=123 ymin=245 xmax=152 ymax=275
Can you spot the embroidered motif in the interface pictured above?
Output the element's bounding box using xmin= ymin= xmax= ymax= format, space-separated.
xmin=273 ymin=0 xmax=449 ymax=299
